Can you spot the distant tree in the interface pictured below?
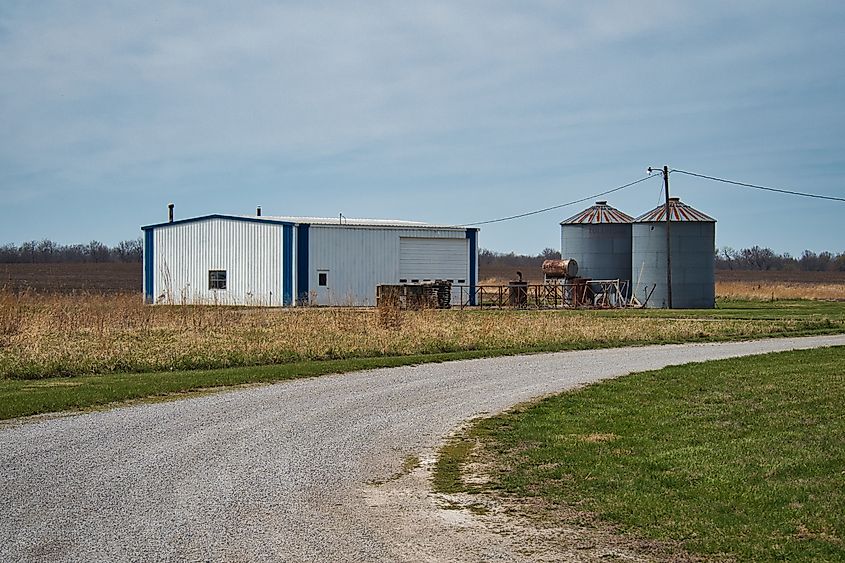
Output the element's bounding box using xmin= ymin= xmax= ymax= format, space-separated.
xmin=36 ymin=239 xmax=58 ymax=262
xmin=0 ymin=238 xmax=144 ymax=263
xmin=0 ymin=244 xmax=16 ymax=262
xmin=115 ymin=239 xmax=143 ymax=262
xmin=86 ymin=240 xmax=110 ymax=263
xmin=540 ymin=247 xmax=561 ymax=260
xmin=718 ymin=247 xmax=736 ymax=270
xmin=739 ymin=246 xmax=779 ymax=270
xmin=19 ymin=241 xmax=37 ymax=263
xmin=63 ymin=244 xmax=87 ymax=262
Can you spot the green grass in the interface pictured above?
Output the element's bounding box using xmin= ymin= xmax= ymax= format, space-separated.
xmin=0 ymin=349 xmax=525 ymax=420
xmin=615 ymin=298 xmax=845 ymax=320
xmin=434 ymin=346 xmax=845 ymax=562
xmin=2 ymin=299 xmax=844 ymax=421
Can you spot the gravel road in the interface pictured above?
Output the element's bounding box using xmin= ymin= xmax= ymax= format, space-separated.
xmin=2 ymin=335 xmax=843 ymax=562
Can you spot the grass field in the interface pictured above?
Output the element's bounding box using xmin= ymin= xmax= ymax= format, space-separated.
xmin=1 ymin=291 xmax=844 ymax=419
xmin=0 ymin=263 xmax=140 ymax=293
xmin=434 ymin=346 xmax=845 ymax=562
xmin=2 ymin=291 xmax=844 ymax=380
xmin=716 ymin=270 xmax=845 ymax=301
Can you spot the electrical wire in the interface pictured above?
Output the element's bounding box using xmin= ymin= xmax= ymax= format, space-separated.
xmin=672 ymin=169 xmax=845 ymax=203
xmin=656 ymin=176 xmax=665 ymax=207
xmin=459 ymin=173 xmax=660 ymax=227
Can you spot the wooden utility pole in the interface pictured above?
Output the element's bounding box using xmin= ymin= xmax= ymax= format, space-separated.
xmin=662 ymin=165 xmax=673 ymax=309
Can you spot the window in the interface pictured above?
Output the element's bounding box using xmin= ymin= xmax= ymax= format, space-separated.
xmin=399 ymin=279 xmax=407 ymax=283
xmin=318 ymin=272 xmax=328 ymax=286
xmin=458 ymin=279 xmax=466 ymax=284
xmin=209 ymin=270 xmax=227 ymax=290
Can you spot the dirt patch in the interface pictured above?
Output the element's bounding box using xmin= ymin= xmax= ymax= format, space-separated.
xmin=361 ymin=452 xmax=705 ymax=562
xmin=0 ymin=262 xmax=141 ymax=294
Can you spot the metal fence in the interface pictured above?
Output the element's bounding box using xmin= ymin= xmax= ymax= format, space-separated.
xmin=455 ymin=279 xmax=631 ymax=310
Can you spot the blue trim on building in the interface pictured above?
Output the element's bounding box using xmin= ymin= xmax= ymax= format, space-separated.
xmin=282 ymin=224 xmax=293 ymax=306
xmin=296 ymin=223 xmax=310 ymax=305
xmin=144 ymin=229 xmax=154 ymax=304
xmin=141 ymin=214 xmax=295 ymax=231
xmin=466 ymin=228 xmax=478 ymax=306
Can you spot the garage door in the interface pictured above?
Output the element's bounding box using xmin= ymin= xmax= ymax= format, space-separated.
xmin=399 ymin=237 xmax=469 ymax=304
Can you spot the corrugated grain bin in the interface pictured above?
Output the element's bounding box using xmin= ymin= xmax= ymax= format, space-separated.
xmin=632 ymin=197 xmax=716 ymax=309
xmin=560 ymin=201 xmax=633 ymax=283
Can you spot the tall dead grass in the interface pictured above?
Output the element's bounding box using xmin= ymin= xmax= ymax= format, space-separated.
xmin=0 ymin=290 xmax=839 ymax=379
xmin=716 ymin=281 xmax=845 ymax=301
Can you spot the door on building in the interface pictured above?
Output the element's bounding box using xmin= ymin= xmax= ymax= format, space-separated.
xmin=399 ymin=237 xmax=469 ymax=305
xmin=316 ymin=269 xmax=330 ymax=305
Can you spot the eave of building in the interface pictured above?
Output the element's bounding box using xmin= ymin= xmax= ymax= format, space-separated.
xmin=142 ymin=214 xmax=477 ymax=232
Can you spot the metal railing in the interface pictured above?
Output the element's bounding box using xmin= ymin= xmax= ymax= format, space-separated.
xmin=455 ymin=279 xmax=631 ymax=310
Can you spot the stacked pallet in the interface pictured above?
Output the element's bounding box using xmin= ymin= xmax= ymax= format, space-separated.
xmin=376 ymin=280 xmax=452 ymax=310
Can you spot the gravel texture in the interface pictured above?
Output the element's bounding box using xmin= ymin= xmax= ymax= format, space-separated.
xmin=1 ymin=335 xmax=843 ymax=562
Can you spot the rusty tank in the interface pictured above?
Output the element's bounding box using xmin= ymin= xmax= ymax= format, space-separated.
xmin=542 ymin=258 xmax=579 ymax=279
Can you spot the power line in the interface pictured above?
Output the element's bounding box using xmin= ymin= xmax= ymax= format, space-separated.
xmin=672 ymin=169 xmax=845 ymax=203
xmin=460 ymin=173 xmax=660 ymax=227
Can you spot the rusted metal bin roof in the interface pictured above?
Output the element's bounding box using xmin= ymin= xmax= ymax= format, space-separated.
xmin=560 ymin=201 xmax=634 ymax=224
xmin=634 ymin=197 xmax=715 ymax=222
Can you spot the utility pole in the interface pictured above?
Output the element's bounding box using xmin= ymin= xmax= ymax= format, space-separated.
xmin=648 ymin=166 xmax=673 ymax=309
xmin=662 ymin=165 xmax=672 ymax=309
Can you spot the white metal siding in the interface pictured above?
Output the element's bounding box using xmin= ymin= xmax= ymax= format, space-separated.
xmin=153 ymin=218 xmax=284 ymax=306
xmin=307 ymin=226 xmax=468 ymax=306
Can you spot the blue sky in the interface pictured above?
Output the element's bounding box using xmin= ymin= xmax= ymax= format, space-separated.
xmin=1 ymin=1 xmax=843 ymax=255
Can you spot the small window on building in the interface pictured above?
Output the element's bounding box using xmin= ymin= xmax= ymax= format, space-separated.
xmin=399 ymin=279 xmax=407 ymax=283
xmin=318 ymin=272 xmax=328 ymax=286
xmin=458 ymin=279 xmax=466 ymax=284
xmin=209 ymin=270 xmax=227 ymax=290
xmin=411 ymin=279 xmax=419 ymax=283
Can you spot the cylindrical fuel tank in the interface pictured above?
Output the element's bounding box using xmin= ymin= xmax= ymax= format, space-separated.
xmin=541 ymin=258 xmax=578 ymax=279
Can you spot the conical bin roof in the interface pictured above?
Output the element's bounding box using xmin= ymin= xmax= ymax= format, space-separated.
xmin=561 ymin=201 xmax=633 ymax=225
xmin=634 ymin=198 xmax=715 ymax=222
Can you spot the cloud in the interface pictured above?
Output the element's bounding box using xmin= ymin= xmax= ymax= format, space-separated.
xmin=1 ymin=1 xmax=843 ymax=253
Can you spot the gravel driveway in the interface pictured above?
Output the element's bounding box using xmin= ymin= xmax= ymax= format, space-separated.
xmin=2 ymin=335 xmax=843 ymax=562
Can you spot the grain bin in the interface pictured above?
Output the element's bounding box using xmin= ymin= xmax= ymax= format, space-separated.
xmin=632 ymin=197 xmax=715 ymax=309
xmin=560 ymin=201 xmax=633 ymax=284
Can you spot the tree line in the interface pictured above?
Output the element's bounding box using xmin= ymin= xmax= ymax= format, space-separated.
xmin=0 ymin=239 xmax=143 ymax=263
xmin=481 ymin=246 xmax=845 ymax=273
xmin=2 ymin=239 xmax=843 ymax=271
xmin=715 ymin=247 xmax=845 ymax=271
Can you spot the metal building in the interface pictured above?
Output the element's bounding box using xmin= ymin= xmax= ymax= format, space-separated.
xmin=631 ymin=197 xmax=716 ymax=309
xmin=560 ymin=201 xmax=633 ymax=284
xmin=142 ymin=213 xmax=478 ymax=307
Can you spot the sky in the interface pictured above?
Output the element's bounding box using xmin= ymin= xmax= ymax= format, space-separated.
xmin=1 ymin=1 xmax=843 ymax=255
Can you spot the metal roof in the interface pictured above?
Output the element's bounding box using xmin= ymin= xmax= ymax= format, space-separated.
xmin=634 ymin=198 xmax=715 ymax=222
xmin=255 ymin=215 xmax=447 ymax=228
xmin=560 ymin=201 xmax=633 ymax=225
xmin=142 ymin=214 xmax=472 ymax=231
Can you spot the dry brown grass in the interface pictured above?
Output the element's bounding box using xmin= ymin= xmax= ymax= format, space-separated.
xmin=0 ymin=290 xmax=840 ymax=379
xmin=716 ymin=281 xmax=845 ymax=301
xmin=484 ymin=273 xmax=845 ymax=301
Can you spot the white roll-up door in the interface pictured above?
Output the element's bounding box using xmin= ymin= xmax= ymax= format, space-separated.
xmin=400 ymin=237 xmax=469 ymax=304
xmin=400 ymin=237 xmax=468 ymax=281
